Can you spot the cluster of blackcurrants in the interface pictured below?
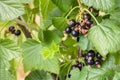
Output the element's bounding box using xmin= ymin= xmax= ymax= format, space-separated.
xmin=9 ymin=26 xmax=21 ymax=36
xmin=71 ymin=50 xmax=103 ymax=72
xmin=85 ymin=50 xmax=103 ymax=68
xmin=65 ymin=13 xmax=93 ymax=38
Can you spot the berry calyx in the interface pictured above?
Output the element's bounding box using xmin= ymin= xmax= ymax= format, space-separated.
xmin=65 ymin=27 xmax=72 ymax=34
xmin=14 ymin=30 xmax=21 ymax=36
xmin=83 ymin=13 xmax=91 ymax=21
xmin=71 ymin=30 xmax=79 ymax=37
xmin=95 ymin=60 xmax=101 ymax=68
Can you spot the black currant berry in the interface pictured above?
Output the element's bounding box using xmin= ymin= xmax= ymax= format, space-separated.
xmin=65 ymin=27 xmax=72 ymax=34
xmin=14 ymin=30 xmax=21 ymax=36
xmin=95 ymin=60 xmax=101 ymax=68
xmin=77 ymin=62 xmax=83 ymax=70
xmin=71 ymin=30 xmax=79 ymax=37
xmin=68 ymin=20 xmax=76 ymax=27
xmin=87 ymin=50 xmax=95 ymax=58
xmin=9 ymin=26 xmax=15 ymax=31
xmin=83 ymin=13 xmax=91 ymax=20
xmin=9 ymin=26 xmax=15 ymax=33
xmin=86 ymin=20 xmax=93 ymax=27
xmin=86 ymin=59 xmax=95 ymax=65
xmin=68 ymin=73 xmax=71 ymax=78
xmin=96 ymin=53 xmax=102 ymax=60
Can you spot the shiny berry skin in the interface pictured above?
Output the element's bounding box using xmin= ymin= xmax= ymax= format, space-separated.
xmin=65 ymin=27 xmax=72 ymax=34
xmin=9 ymin=26 xmax=15 ymax=31
xmin=86 ymin=20 xmax=93 ymax=27
xmin=68 ymin=20 xmax=76 ymax=27
xmin=86 ymin=59 xmax=95 ymax=65
xmin=77 ymin=62 xmax=83 ymax=70
xmin=14 ymin=30 xmax=21 ymax=36
xmin=71 ymin=30 xmax=79 ymax=37
xmin=86 ymin=50 xmax=95 ymax=58
xmin=9 ymin=26 xmax=15 ymax=33
xmin=95 ymin=60 xmax=101 ymax=65
xmin=83 ymin=13 xmax=91 ymax=20
xmin=96 ymin=53 xmax=102 ymax=60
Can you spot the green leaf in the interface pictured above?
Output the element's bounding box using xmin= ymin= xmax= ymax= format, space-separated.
xmin=88 ymin=19 xmax=120 ymax=57
xmin=25 ymin=70 xmax=53 ymax=80
xmin=51 ymin=0 xmax=73 ymax=11
xmin=0 ymin=39 xmax=21 ymax=60
xmin=0 ymin=59 xmax=15 ymax=80
xmin=20 ymin=0 xmax=34 ymax=3
xmin=66 ymin=67 xmax=88 ymax=80
xmin=43 ymin=29 xmax=62 ymax=45
xmin=52 ymin=17 xmax=68 ymax=31
xmin=81 ymin=0 xmax=115 ymax=12
xmin=74 ymin=36 xmax=94 ymax=51
xmin=113 ymin=72 xmax=120 ymax=80
xmin=22 ymin=39 xmax=60 ymax=74
xmin=0 ymin=39 xmax=21 ymax=80
xmin=110 ymin=8 xmax=120 ymax=22
xmin=0 ymin=0 xmax=25 ymax=20
xmin=42 ymin=42 xmax=59 ymax=59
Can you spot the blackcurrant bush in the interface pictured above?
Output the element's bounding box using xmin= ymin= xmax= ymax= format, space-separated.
xmin=68 ymin=20 xmax=76 ymax=27
xmin=96 ymin=53 xmax=102 ymax=60
xmin=86 ymin=20 xmax=93 ymax=27
xmin=65 ymin=27 xmax=72 ymax=34
xmin=71 ymin=30 xmax=79 ymax=37
xmin=86 ymin=59 xmax=95 ymax=65
xmin=14 ymin=30 xmax=21 ymax=36
xmin=83 ymin=13 xmax=91 ymax=20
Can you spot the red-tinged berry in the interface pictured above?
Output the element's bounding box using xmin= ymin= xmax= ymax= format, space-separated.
xmin=81 ymin=29 xmax=88 ymax=35
xmin=71 ymin=30 xmax=79 ymax=37
xmin=65 ymin=27 xmax=72 ymax=34
xmin=14 ymin=30 xmax=21 ymax=36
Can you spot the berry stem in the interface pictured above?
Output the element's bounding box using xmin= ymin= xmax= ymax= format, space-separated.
xmin=77 ymin=0 xmax=83 ymax=11
xmin=65 ymin=6 xmax=80 ymax=18
xmin=83 ymin=8 xmax=100 ymax=25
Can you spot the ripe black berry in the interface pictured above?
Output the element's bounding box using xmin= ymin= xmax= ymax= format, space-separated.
xmin=14 ymin=30 xmax=21 ymax=36
xmin=71 ymin=30 xmax=79 ymax=37
xmin=86 ymin=59 xmax=95 ymax=65
xmin=83 ymin=13 xmax=91 ymax=20
xmin=87 ymin=50 xmax=95 ymax=58
xmin=9 ymin=26 xmax=15 ymax=33
xmin=9 ymin=26 xmax=15 ymax=31
xmin=95 ymin=60 xmax=101 ymax=68
xmin=77 ymin=37 xmax=80 ymax=42
xmin=96 ymin=53 xmax=102 ymax=60
xmin=65 ymin=27 xmax=72 ymax=34
xmin=68 ymin=20 xmax=76 ymax=27
xmin=86 ymin=20 xmax=93 ymax=28
xmin=77 ymin=62 xmax=83 ymax=70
